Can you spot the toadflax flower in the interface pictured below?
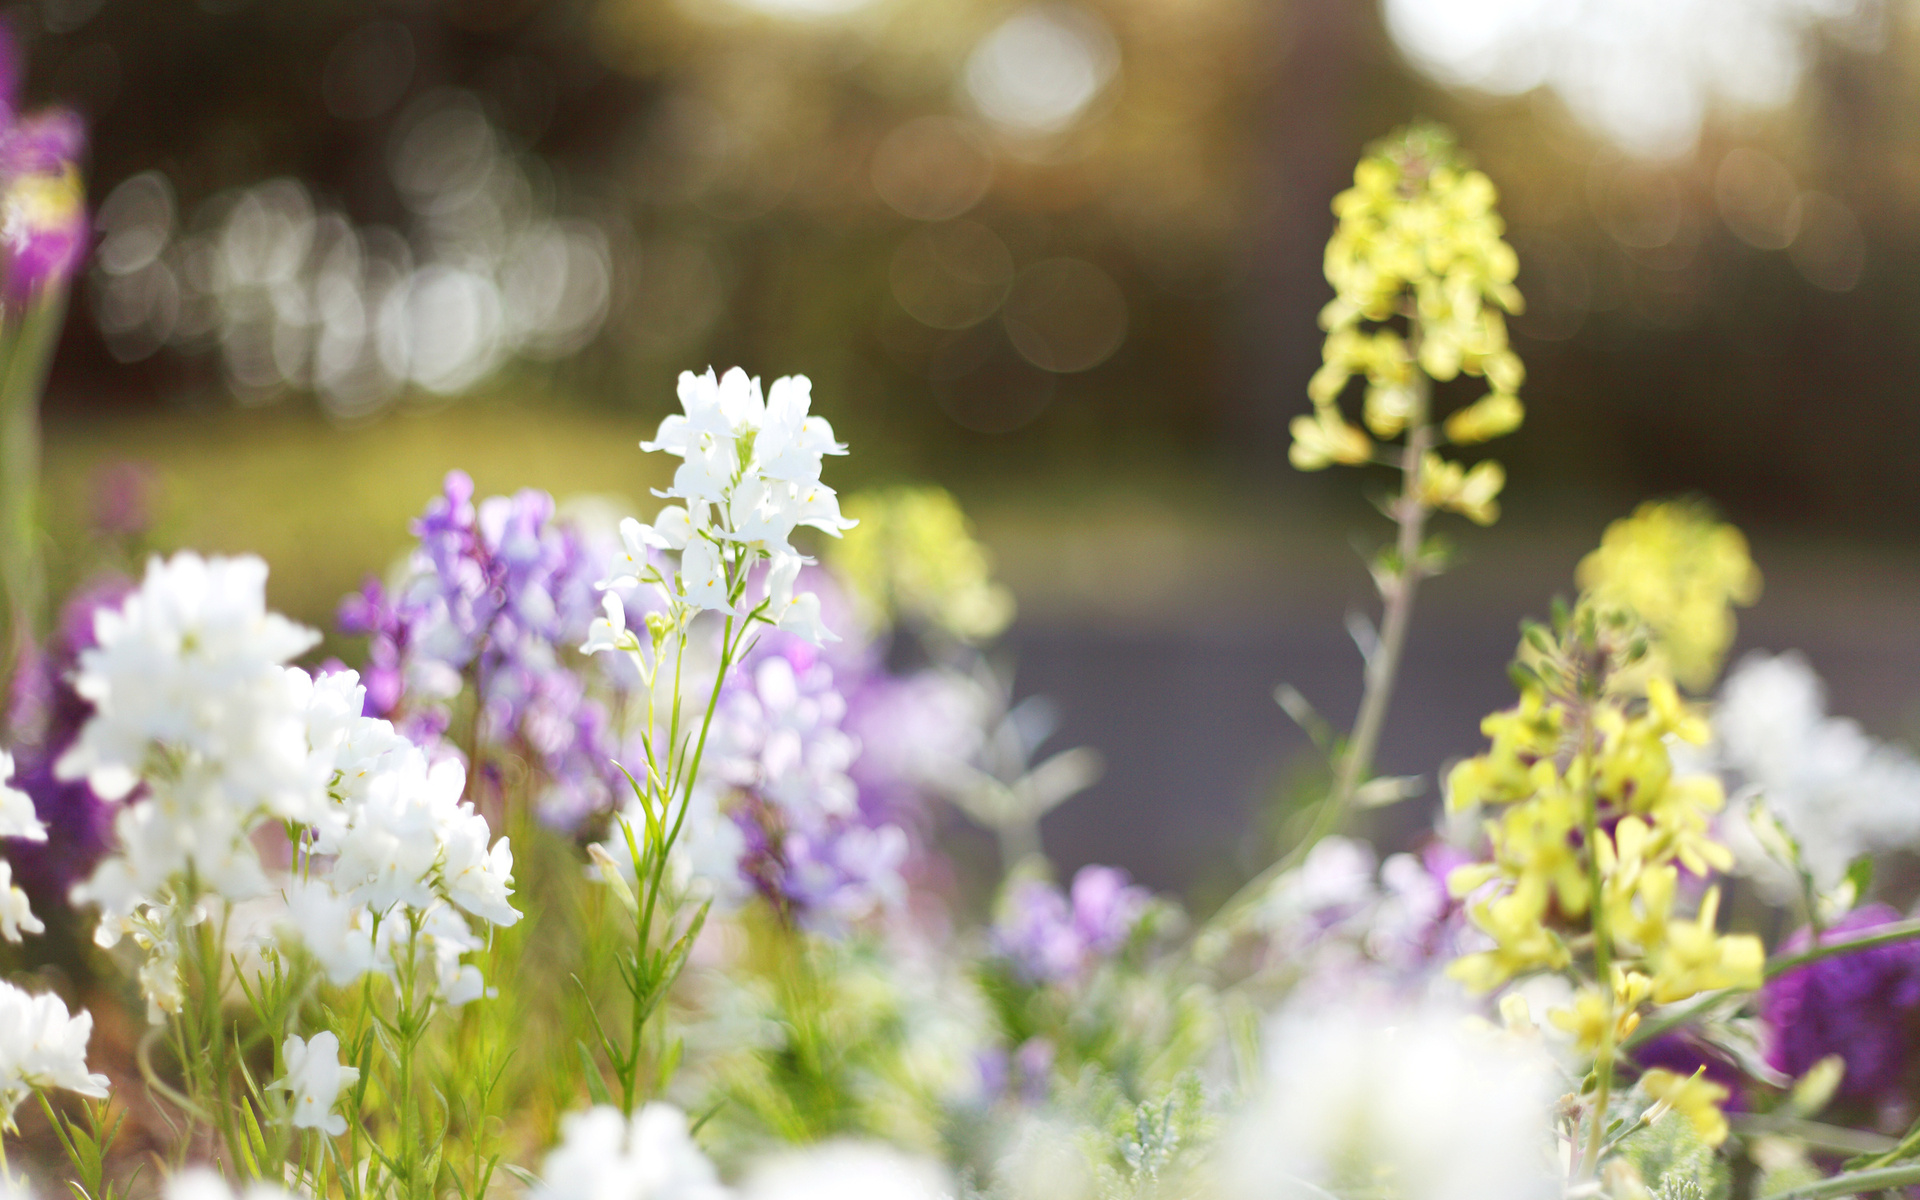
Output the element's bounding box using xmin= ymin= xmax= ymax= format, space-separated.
xmin=991 ymin=865 xmax=1150 ymax=985
xmin=271 ymin=1031 xmax=359 ymax=1136
xmin=529 ymin=1103 xmax=729 ymax=1200
xmin=162 ymin=1167 xmax=302 ymax=1200
xmin=0 ymin=979 xmax=110 ymax=1127
xmin=0 ymin=858 xmax=41 ymax=941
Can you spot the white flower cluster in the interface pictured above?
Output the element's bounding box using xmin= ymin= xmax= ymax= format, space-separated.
xmin=0 ymin=980 xmax=110 ymax=1128
xmin=58 ymin=553 xmax=519 ymax=1025
xmin=530 ymin=1104 xmax=730 ymax=1200
xmin=275 ymin=668 xmax=520 ymax=1007
xmin=527 ymin=1103 xmax=953 ymax=1200
xmin=586 ymin=367 xmax=855 ymax=661
xmin=0 ymin=750 xmax=47 ymax=943
xmin=1225 ymin=1003 xmax=1558 ymax=1200
xmin=1710 ymin=651 xmax=1920 ymax=893
xmin=271 ymin=1031 xmax=360 ymax=1137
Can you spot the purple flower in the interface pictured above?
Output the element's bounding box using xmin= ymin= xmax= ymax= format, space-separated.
xmin=0 ymin=107 xmax=87 ymax=304
xmin=89 ymin=460 xmax=159 ymax=539
xmin=1760 ymin=904 xmax=1920 ymax=1102
xmin=2 ymin=577 xmax=128 ymax=900
xmin=992 ymin=865 xmax=1150 ymax=985
xmin=338 ymin=471 xmax=629 ymax=826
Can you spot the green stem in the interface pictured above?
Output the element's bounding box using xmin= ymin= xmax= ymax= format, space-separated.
xmin=1758 ymin=1163 xmax=1920 ymax=1200
xmin=0 ymin=289 xmax=66 ymax=723
xmin=1201 ymin=417 xmax=1434 ymax=934
xmin=1727 ymin=1114 xmax=1897 ymax=1157
xmin=1766 ymin=918 xmax=1920 ymax=979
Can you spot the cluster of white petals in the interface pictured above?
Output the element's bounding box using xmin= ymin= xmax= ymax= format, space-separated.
xmin=63 ymin=554 xmax=322 ymax=929
xmin=0 ymin=980 xmax=110 ymax=1126
xmin=530 ymin=1104 xmax=730 ymax=1200
xmin=162 ymin=1168 xmax=303 ymax=1200
xmin=58 ymin=554 xmax=519 ymax=1024
xmin=739 ymin=1142 xmax=952 ymax=1200
xmin=1710 ymin=652 xmax=1920 ymax=892
xmin=586 ymin=368 xmax=854 ymax=667
xmin=1225 ymin=1003 xmax=1557 ymax=1200
xmin=276 ymin=668 xmax=518 ymax=1005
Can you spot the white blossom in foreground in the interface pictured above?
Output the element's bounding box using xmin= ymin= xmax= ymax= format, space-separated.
xmin=0 ymin=980 xmax=110 ymax=1125
xmin=1712 ymin=651 xmax=1920 ymax=891
xmin=0 ymin=750 xmax=46 ymax=840
xmin=63 ymin=554 xmax=323 ymax=930
xmin=162 ymin=1167 xmax=302 ymax=1200
xmin=740 ymin=1142 xmax=951 ymax=1200
xmin=529 ymin=1104 xmax=730 ymax=1200
xmin=1224 ymin=1004 xmax=1557 ymax=1200
xmin=0 ymin=860 xmax=43 ymax=943
xmin=272 ymin=1032 xmax=359 ymax=1136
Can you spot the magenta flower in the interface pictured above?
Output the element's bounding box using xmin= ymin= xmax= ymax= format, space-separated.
xmin=1760 ymin=904 xmax=1920 ymax=1103
xmin=0 ymin=22 xmax=86 ymax=305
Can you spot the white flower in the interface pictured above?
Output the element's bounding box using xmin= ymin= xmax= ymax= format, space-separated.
xmin=163 ymin=1166 xmax=302 ymax=1200
xmin=272 ymin=1031 xmax=359 ymax=1136
xmin=678 ymin=538 xmax=733 ymax=613
xmin=324 ymin=750 xmax=464 ymax=914
xmin=1712 ymin=651 xmax=1920 ymax=891
xmin=598 ymin=518 xmax=672 ymax=591
xmin=58 ymin=553 xmax=320 ymax=817
xmin=0 ymin=859 xmax=43 ymax=942
xmin=279 ymin=878 xmax=380 ymax=985
xmin=740 ymin=1142 xmax=950 ymax=1200
xmin=0 ymin=750 xmax=46 ymax=841
xmin=1224 ymin=1003 xmax=1557 ymax=1200
xmin=0 ymin=980 xmax=111 ymax=1123
xmin=583 ymin=592 xmax=633 ymax=657
xmin=530 ymin=1103 xmax=729 ymax=1200
xmin=761 ymin=556 xmax=837 ymax=648
xmin=440 ymin=807 xmax=521 ymax=927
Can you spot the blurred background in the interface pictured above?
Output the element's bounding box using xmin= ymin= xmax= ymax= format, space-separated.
xmin=22 ymin=0 xmax=1920 ymax=901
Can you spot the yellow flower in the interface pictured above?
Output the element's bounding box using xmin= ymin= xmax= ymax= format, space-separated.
xmin=1444 ymin=392 xmax=1524 ymax=444
xmin=1548 ymin=986 xmax=1641 ymax=1055
xmin=1450 ymin=888 xmax=1571 ymax=992
xmin=1641 ymin=1068 xmax=1731 ymax=1147
xmin=1576 ymin=501 xmax=1761 ymax=690
xmin=1646 ymin=888 xmax=1764 ymax=1004
xmin=829 ymin=487 xmax=1013 ymax=643
xmin=1289 ymin=405 xmax=1373 ymax=470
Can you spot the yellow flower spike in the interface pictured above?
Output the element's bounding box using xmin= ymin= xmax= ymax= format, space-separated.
xmin=1646 ymin=676 xmax=1711 ymax=745
xmin=1612 ymin=966 xmax=1653 ymax=1012
xmin=1444 ymin=393 xmax=1524 ymax=445
xmin=1640 ymin=1068 xmax=1732 ymax=1147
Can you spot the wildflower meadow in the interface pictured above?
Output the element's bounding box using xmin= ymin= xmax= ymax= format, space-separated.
xmin=6 ymin=14 xmax=1920 ymax=1200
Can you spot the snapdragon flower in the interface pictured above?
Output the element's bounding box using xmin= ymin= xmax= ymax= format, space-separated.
xmin=529 ymin=1104 xmax=729 ymax=1200
xmin=271 ymin=1031 xmax=359 ymax=1137
xmin=0 ymin=980 xmax=109 ymax=1127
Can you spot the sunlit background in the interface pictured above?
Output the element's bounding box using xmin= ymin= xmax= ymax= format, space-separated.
xmin=26 ymin=0 xmax=1920 ymax=900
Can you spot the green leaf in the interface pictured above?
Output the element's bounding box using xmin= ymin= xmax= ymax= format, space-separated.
xmin=578 ymin=1040 xmax=613 ymax=1107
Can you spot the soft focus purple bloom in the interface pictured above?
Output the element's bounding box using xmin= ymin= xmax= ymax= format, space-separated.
xmin=2 ymin=578 xmax=128 ymax=900
xmin=339 ymin=471 xmax=624 ymax=825
xmin=1761 ymin=904 xmax=1920 ymax=1102
xmin=89 ymin=459 xmax=160 ymax=539
xmin=993 ymin=865 xmax=1150 ymax=985
xmin=0 ymin=108 xmax=87 ymax=303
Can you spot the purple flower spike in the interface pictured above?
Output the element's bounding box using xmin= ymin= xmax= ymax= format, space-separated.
xmin=993 ymin=865 xmax=1150 ymax=986
xmin=1760 ymin=904 xmax=1920 ymax=1103
xmin=1071 ymin=865 xmax=1149 ymax=956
